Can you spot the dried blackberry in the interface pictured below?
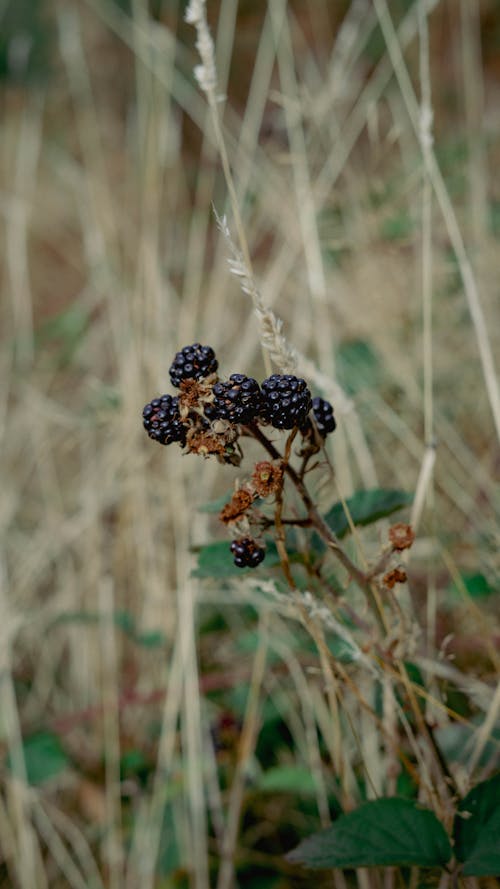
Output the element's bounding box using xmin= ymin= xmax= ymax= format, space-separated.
xmin=169 ymin=343 xmax=218 ymax=388
xmin=260 ymin=374 xmax=312 ymax=430
xmin=206 ymin=374 xmax=262 ymax=425
xmin=230 ymin=537 xmax=265 ymax=569
xmin=142 ymin=395 xmax=187 ymax=446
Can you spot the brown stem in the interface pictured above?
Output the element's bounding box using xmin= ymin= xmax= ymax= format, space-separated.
xmin=247 ymin=423 xmax=388 ymax=632
xmin=273 ymin=430 xmax=297 ymax=589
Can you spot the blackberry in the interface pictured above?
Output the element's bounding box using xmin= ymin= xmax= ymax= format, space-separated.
xmin=230 ymin=537 xmax=265 ymax=569
xmin=142 ymin=394 xmax=187 ymax=446
xmin=169 ymin=343 xmax=218 ymax=388
xmin=261 ymin=374 xmax=312 ymax=430
xmin=311 ymin=397 xmax=336 ymax=436
xmin=206 ymin=374 xmax=262 ymax=425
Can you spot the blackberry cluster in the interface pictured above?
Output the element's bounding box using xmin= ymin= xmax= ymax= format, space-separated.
xmin=143 ymin=343 xmax=340 ymax=574
xmin=169 ymin=343 xmax=218 ymax=388
xmin=311 ymin=397 xmax=336 ymax=437
xmin=230 ymin=537 xmax=266 ymax=569
xmin=261 ymin=374 xmax=312 ymax=430
xmin=142 ymin=395 xmax=187 ymax=446
xmin=206 ymin=374 xmax=262 ymax=425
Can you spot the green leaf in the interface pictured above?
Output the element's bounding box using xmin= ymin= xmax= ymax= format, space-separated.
xmin=451 ymin=572 xmax=496 ymax=599
xmin=192 ymin=541 xmax=281 ymax=578
xmin=324 ymin=489 xmax=413 ymax=539
xmin=337 ymin=340 xmax=381 ymax=395
xmin=461 ymin=809 xmax=500 ymax=876
xmin=325 ymin=633 xmax=360 ymax=664
xmin=8 ymin=731 xmax=70 ymax=785
xmin=435 ymin=718 xmax=500 ymax=770
xmin=454 ymin=773 xmax=500 ymax=876
xmin=257 ymin=765 xmax=319 ymax=796
xmin=380 ymin=211 xmax=414 ymax=242
xmin=135 ymin=629 xmax=165 ymax=648
xmin=287 ymin=798 xmax=452 ymax=869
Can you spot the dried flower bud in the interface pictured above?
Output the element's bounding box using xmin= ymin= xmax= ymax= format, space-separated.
xmin=388 ymin=523 xmax=415 ymax=551
xmin=251 ymin=460 xmax=284 ymax=498
xmin=186 ymin=424 xmax=241 ymax=465
xmin=383 ymin=567 xmax=408 ymax=589
xmin=219 ymin=489 xmax=255 ymax=524
xmin=178 ymin=375 xmax=217 ymax=416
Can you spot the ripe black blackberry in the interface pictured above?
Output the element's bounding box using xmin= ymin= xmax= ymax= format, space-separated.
xmin=230 ymin=537 xmax=265 ymax=569
xmin=206 ymin=374 xmax=263 ymax=425
xmin=311 ymin=397 xmax=336 ymax=436
xmin=260 ymin=374 xmax=312 ymax=430
xmin=142 ymin=394 xmax=187 ymax=446
xmin=169 ymin=343 xmax=218 ymax=388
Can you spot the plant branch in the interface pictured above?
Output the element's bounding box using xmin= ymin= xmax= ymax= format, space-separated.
xmin=246 ymin=423 xmax=388 ymax=633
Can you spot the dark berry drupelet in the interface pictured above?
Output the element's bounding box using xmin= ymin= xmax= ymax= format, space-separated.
xmin=230 ymin=537 xmax=265 ymax=569
xmin=205 ymin=374 xmax=263 ymax=425
xmin=260 ymin=374 xmax=312 ymax=430
xmin=169 ymin=343 xmax=218 ymax=388
xmin=142 ymin=394 xmax=187 ymax=446
xmin=311 ymin=397 xmax=336 ymax=436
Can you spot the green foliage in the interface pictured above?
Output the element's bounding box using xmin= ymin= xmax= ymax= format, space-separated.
xmin=450 ymin=571 xmax=497 ymax=598
xmin=380 ymin=210 xmax=414 ymax=242
xmin=362 ymin=0 xmax=415 ymax=63
xmin=257 ymin=765 xmax=319 ymax=796
xmin=454 ymin=773 xmax=500 ymax=876
xmin=156 ymin=803 xmax=182 ymax=877
xmin=286 ymin=777 xmax=500 ymax=877
xmin=0 ymin=0 xmax=53 ymax=85
xmin=325 ymin=632 xmax=360 ymax=664
xmin=323 ymin=488 xmax=413 ymax=539
xmin=435 ymin=718 xmax=500 ymax=771
xmin=287 ymin=798 xmax=452 ymax=870
xmin=7 ymin=730 xmax=70 ymax=785
xmin=51 ymin=609 xmax=166 ymax=648
xmin=336 ymin=339 xmax=381 ymax=394
xmin=37 ymin=304 xmax=90 ymax=366
xmin=489 ymin=199 xmax=500 ymax=238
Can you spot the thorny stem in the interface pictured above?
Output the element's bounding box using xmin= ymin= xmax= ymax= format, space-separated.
xmin=246 ymin=423 xmax=388 ymax=634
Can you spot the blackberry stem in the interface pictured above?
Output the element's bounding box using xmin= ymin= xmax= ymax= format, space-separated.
xmin=273 ymin=429 xmax=298 ymax=589
xmin=246 ymin=422 xmax=388 ymax=633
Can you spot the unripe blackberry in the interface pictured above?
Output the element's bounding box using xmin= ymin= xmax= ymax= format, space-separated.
xmin=169 ymin=343 xmax=218 ymax=388
xmin=311 ymin=397 xmax=336 ymax=436
xmin=261 ymin=374 xmax=312 ymax=430
xmin=230 ymin=537 xmax=265 ymax=569
xmin=142 ymin=394 xmax=187 ymax=446
xmin=206 ymin=374 xmax=263 ymax=425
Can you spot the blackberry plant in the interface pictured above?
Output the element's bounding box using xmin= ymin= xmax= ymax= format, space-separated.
xmin=142 ymin=341 xmax=495 ymax=888
xmin=142 ymin=346 xmax=339 ymax=570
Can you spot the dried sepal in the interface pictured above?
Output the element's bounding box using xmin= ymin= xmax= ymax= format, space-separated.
xmin=383 ymin=567 xmax=408 ymax=589
xmin=388 ymin=523 xmax=415 ymax=551
xmin=219 ymin=488 xmax=255 ymax=524
xmin=251 ymin=460 xmax=284 ymax=498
